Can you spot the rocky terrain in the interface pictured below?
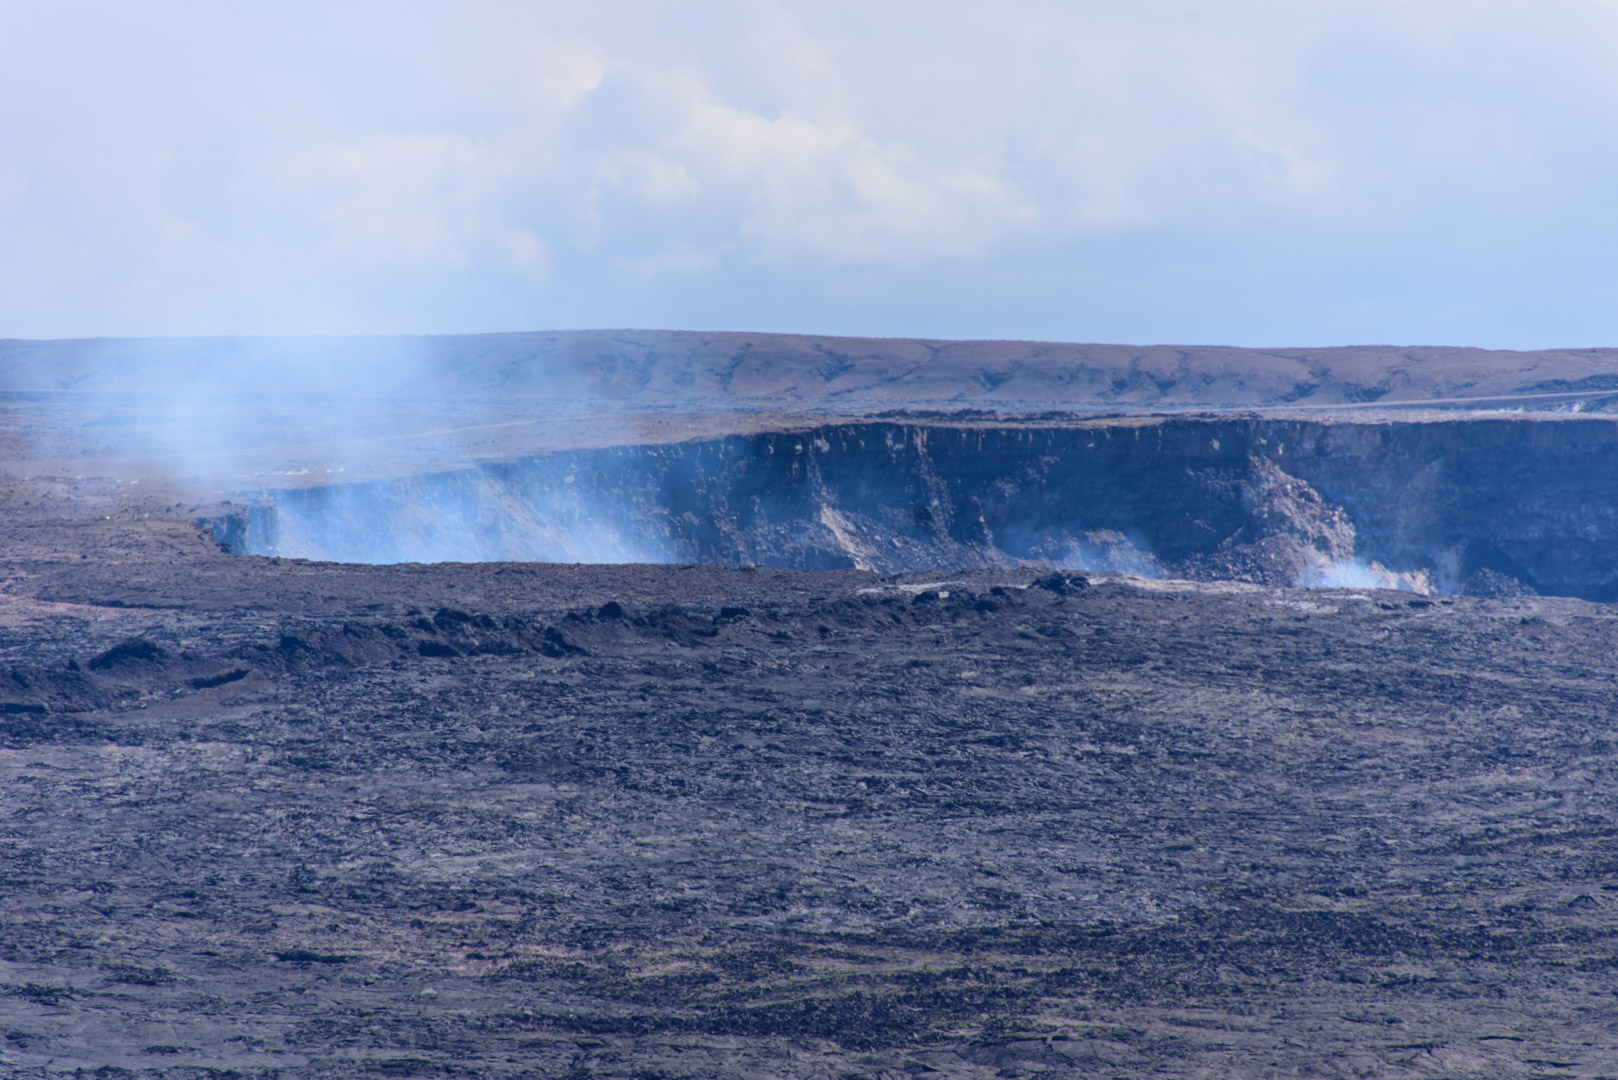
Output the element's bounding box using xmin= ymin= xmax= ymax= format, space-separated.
xmin=2 ymin=334 xmax=1618 ymax=1077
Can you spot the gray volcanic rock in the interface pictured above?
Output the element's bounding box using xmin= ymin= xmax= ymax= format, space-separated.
xmin=1187 ymin=455 xmax=1359 ymax=585
xmin=0 ymin=492 xmax=1617 ymax=1077
xmin=1461 ymin=567 xmax=1538 ymax=597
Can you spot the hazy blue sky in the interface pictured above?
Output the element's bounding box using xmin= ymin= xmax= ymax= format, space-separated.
xmin=3 ymin=1 xmax=1616 ymax=346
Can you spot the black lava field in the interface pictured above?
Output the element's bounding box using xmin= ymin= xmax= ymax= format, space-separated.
xmin=3 ymin=332 xmax=1618 ymax=1078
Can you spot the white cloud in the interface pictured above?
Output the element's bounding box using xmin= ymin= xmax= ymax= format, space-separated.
xmin=287 ymin=134 xmax=508 ymax=268
xmin=639 ymin=70 xmax=1035 ymax=261
xmin=5 ymin=1 xmax=1618 ymax=342
xmin=505 ymin=228 xmax=549 ymax=278
xmin=601 ymin=150 xmax=701 ymax=206
xmin=522 ymin=35 xmax=607 ymax=112
xmin=620 ymin=246 xmax=720 ymax=277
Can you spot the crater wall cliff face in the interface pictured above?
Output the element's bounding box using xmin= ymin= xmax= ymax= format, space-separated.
xmin=202 ymin=418 xmax=1618 ymax=599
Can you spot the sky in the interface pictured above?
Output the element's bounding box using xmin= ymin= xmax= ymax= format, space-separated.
xmin=3 ymin=0 xmax=1617 ymax=347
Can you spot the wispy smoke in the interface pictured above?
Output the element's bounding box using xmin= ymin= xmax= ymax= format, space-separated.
xmin=6 ymin=336 xmax=446 ymax=485
xmin=1049 ymin=529 xmax=1164 ymax=579
xmin=1298 ymin=557 xmax=1435 ymax=594
xmin=2 ymin=334 xmax=666 ymax=566
xmin=239 ymin=460 xmax=673 ymax=565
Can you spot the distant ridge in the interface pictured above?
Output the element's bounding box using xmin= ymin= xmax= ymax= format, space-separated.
xmin=5 ymin=330 xmax=1618 ymax=413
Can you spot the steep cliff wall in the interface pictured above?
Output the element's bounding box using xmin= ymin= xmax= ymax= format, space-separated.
xmin=203 ymin=418 xmax=1618 ymax=599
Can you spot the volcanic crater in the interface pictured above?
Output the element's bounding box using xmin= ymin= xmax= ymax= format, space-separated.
xmin=3 ymin=331 xmax=1618 ymax=1079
